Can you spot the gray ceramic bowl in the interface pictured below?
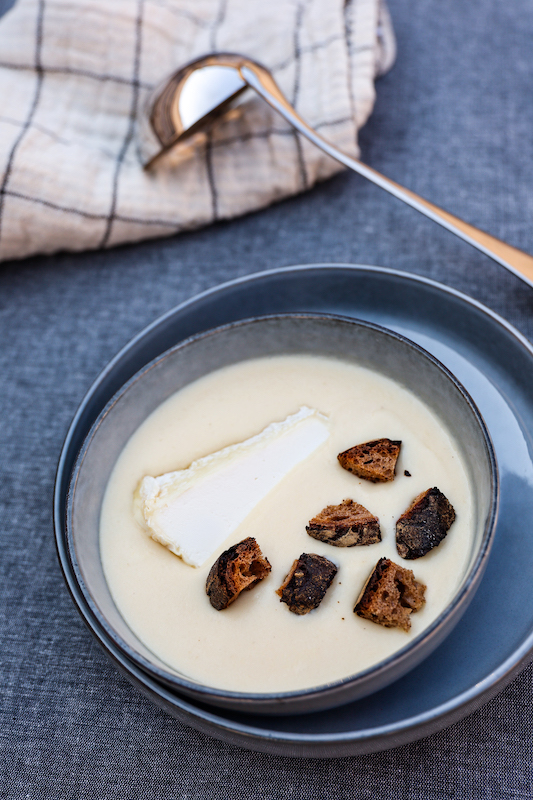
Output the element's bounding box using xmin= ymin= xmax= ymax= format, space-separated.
xmin=66 ymin=313 xmax=498 ymax=715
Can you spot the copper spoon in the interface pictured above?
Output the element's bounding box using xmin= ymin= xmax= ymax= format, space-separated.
xmin=146 ymin=53 xmax=533 ymax=288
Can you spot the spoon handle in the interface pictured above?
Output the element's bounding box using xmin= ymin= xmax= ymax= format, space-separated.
xmin=241 ymin=65 xmax=533 ymax=288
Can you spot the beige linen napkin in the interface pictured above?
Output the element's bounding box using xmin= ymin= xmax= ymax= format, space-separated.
xmin=0 ymin=0 xmax=395 ymax=261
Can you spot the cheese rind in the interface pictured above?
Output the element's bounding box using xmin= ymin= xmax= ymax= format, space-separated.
xmin=134 ymin=407 xmax=329 ymax=567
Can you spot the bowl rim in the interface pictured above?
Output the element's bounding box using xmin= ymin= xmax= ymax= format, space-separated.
xmin=64 ymin=311 xmax=499 ymax=710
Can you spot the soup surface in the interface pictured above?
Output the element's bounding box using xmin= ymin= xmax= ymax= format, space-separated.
xmin=100 ymin=354 xmax=474 ymax=693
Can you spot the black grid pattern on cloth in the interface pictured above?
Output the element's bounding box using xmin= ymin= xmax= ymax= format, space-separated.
xmin=0 ymin=59 xmax=154 ymax=88
xmin=343 ymin=0 xmax=358 ymax=145
xmin=99 ymin=0 xmax=145 ymax=247
xmin=271 ymin=30 xmax=345 ymax=73
xmin=204 ymin=0 xmax=228 ymax=221
xmin=0 ymin=116 xmax=353 ymax=233
xmin=0 ymin=0 xmax=378 ymax=250
xmin=0 ymin=0 xmax=45 ymax=240
xmin=291 ymin=0 xmax=310 ymax=191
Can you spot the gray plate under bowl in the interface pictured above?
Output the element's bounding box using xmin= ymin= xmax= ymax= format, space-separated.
xmin=55 ymin=264 xmax=533 ymax=756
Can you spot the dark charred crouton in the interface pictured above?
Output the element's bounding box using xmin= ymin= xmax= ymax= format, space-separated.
xmin=306 ymin=498 xmax=381 ymax=547
xmin=337 ymin=438 xmax=401 ymax=483
xmin=354 ymin=557 xmax=426 ymax=631
xmin=206 ymin=537 xmax=271 ymax=611
xmin=396 ymin=487 xmax=456 ymax=560
xmin=277 ymin=553 xmax=337 ymax=615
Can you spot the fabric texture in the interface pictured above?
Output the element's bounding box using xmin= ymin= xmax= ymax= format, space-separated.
xmin=2 ymin=0 xmax=533 ymax=797
xmin=0 ymin=0 xmax=395 ymax=261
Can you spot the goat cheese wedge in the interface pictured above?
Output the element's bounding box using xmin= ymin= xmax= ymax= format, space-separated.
xmin=134 ymin=406 xmax=330 ymax=567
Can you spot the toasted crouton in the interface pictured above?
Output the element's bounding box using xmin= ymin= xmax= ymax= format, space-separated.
xmin=396 ymin=487 xmax=456 ymax=559
xmin=306 ymin=498 xmax=381 ymax=546
xmin=354 ymin=557 xmax=426 ymax=631
xmin=206 ymin=537 xmax=271 ymax=610
xmin=277 ymin=553 xmax=337 ymax=615
xmin=337 ymin=438 xmax=401 ymax=482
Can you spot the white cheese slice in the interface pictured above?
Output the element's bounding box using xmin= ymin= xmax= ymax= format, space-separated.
xmin=134 ymin=406 xmax=330 ymax=567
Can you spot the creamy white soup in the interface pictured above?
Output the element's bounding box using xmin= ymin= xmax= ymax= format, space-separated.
xmin=100 ymin=354 xmax=474 ymax=693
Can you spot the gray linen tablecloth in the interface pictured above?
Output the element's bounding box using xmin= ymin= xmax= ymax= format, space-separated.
xmin=2 ymin=0 xmax=533 ymax=797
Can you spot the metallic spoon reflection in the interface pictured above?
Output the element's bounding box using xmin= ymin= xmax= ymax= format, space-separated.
xmin=146 ymin=53 xmax=533 ymax=289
